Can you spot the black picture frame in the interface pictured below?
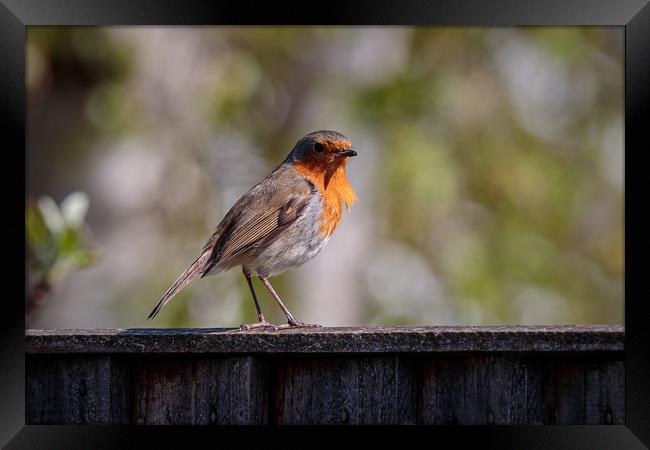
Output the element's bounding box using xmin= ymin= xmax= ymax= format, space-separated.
xmin=4 ymin=0 xmax=649 ymax=447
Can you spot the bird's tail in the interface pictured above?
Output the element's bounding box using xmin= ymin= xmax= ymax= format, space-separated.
xmin=148 ymin=251 xmax=212 ymax=320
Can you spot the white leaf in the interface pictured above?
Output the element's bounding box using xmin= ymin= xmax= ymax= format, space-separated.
xmin=37 ymin=196 xmax=65 ymax=234
xmin=61 ymin=191 xmax=90 ymax=228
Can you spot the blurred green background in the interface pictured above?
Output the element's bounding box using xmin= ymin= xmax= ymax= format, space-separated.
xmin=26 ymin=27 xmax=623 ymax=328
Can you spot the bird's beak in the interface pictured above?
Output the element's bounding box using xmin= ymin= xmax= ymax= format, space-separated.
xmin=336 ymin=148 xmax=358 ymax=158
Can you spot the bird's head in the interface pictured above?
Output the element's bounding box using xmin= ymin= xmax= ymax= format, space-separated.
xmin=285 ymin=130 xmax=357 ymax=170
xmin=287 ymin=130 xmax=358 ymax=230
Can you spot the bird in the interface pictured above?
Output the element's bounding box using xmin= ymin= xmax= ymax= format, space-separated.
xmin=147 ymin=130 xmax=358 ymax=330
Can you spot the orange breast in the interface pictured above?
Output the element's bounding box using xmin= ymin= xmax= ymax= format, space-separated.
xmin=292 ymin=161 xmax=357 ymax=237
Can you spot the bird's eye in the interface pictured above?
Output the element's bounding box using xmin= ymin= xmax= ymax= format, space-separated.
xmin=313 ymin=142 xmax=325 ymax=154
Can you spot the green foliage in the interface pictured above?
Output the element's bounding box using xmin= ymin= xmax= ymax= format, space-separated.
xmin=26 ymin=192 xmax=99 ymax=295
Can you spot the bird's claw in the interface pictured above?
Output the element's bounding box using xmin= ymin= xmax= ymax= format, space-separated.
xmin=276 ymin=320 xmax=322 ymax=329
xmin=239 ymin=321 xmax=278 ymax=331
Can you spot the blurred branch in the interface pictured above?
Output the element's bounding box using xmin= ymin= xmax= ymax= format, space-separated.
xmin=26 ymin=191 xmax=100 ymax=325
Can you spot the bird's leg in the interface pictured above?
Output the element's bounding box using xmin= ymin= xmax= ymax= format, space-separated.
xmin=239 ymin=269 xmax=277 ymax=331
xmin=259 ymin=276 xmax=321 ymax=329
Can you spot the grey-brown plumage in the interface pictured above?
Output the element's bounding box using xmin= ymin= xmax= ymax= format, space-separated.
xmin=148 ymin=130 xmax=357 ymax=328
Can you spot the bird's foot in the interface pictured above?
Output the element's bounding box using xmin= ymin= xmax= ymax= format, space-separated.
xmin=239 ymin=320 xmax=277 ymax=331
xmin=276 ymin=320 xmax=322 ymax=330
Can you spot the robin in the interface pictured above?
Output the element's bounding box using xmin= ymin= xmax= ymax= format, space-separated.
xmin=148 ymin=130 xmax=357 ymax=329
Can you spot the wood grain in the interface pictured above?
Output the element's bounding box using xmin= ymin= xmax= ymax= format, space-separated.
xmin=131 ymin=356 xmax=268 ymax=424
xmin=25 ymin=326 xmax=624 ymax=425
xmin=26 ymin=355 xmax=129 ymax=425
xmin=26 ymin=325 xmax=623 ymax=354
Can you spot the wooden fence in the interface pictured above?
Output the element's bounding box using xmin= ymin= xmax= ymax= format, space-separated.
xmin=25 ymin=325 xmax=624 ymax=425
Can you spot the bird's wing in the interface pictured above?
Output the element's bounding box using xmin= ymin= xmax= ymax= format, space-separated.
xmin=217 ymin=194 xmax=310 ymax=262
xmin=201 ymin=169 xmax=314 ymax=276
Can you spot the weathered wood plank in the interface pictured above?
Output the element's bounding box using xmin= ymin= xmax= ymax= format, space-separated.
xmin=25 ymin=325 xmax=624 ymax=354
xmin=421 ymin=356 xmax=530 ymax=424
xmin=584 ymin=360 xmax=625 ymax=424
xmin=419 ymin=353 xmax=626 ymax=425
xmin=26 ymin=355 xmax=129 ymax=425
xmin=131 ymin=356 xmax=268 ymax=425
xmin=273 ymin=355 xmax=419 ymax=424
xmin=25 ymin=326 xmax=625 ymax=425
xmin=547 ymin=361 xmax=586 ymax=424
